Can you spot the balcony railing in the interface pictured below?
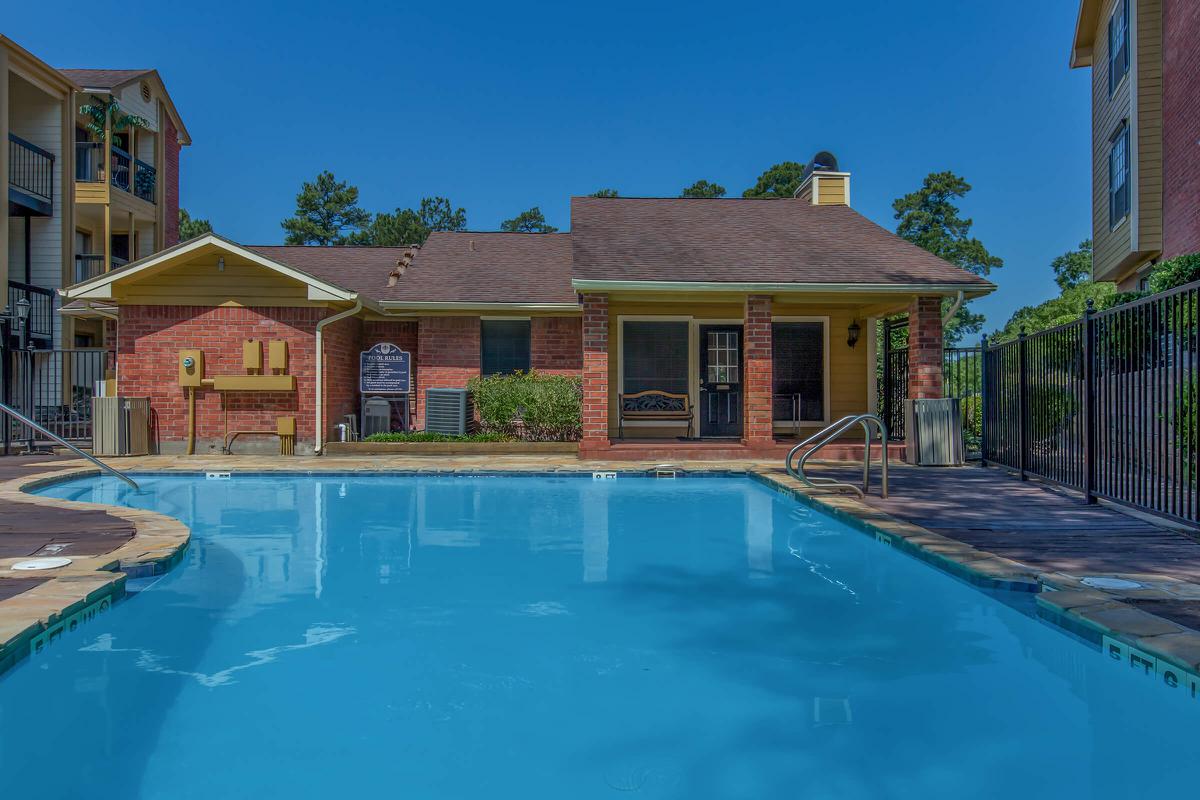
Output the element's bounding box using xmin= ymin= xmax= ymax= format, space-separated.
xmin=8 ymin=134 xmax=55 ymax=216
xmin=134 ymin=158 xmax=156 ymax=202
xmin=74 ymin=254 xmax=128 ymax=283
xmin=6 ymin=281 xmax=55 ymax=342
xmin=74 ymin=141 xmax=156 ymax=204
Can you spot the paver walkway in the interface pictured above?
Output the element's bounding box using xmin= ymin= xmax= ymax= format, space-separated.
xmin=801 ymin=462 xmax=1200 ymax=582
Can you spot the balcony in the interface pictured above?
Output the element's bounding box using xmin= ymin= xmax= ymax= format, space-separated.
xmin=74 ymin=254 xmax=128 ymax=284
xmin=8 ymin=134 xmax=55 ymax=217
xmin=6 ymin=281 xmax=55 ymax=343
xmin=75 ymin=141 xmax=156 ymax=204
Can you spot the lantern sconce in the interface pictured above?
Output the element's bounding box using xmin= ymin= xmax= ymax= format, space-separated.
xmin=846 ymin=319 xmax=861 ymax=349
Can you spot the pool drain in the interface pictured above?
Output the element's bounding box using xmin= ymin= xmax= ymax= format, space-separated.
xmin=1080 ymin=576 xmax=1143 ymax=590
xmin=11 ymin=557 xmax=73 ymax=571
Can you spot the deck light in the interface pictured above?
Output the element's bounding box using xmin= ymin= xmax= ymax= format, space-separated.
xmin=846 ymin=319 xmax=861 ymax=349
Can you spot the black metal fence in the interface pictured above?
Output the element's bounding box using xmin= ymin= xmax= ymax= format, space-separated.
xmin=6 ymin=281 xmax=55 ymax=342
xmin=1 ymin=349 xmax=112 ymax=451
xmin=983 ymin=282 xmax=1198 ymax=526
xmin=8 ymin=133 xmax=55 ymax=212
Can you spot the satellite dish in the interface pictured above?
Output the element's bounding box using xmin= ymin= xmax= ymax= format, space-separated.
xmin=803 ymin=151 xmax=840 ymax=179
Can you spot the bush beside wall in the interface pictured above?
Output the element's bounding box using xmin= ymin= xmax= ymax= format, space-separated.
xmin=468 ymin=371 xmax=583 ymax=441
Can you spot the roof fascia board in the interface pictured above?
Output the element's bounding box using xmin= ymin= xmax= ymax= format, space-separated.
xmin=570 ymin=279 xmax=994 ymax=296
xmin=1071 ymin=0 xmax=1101 ymax=68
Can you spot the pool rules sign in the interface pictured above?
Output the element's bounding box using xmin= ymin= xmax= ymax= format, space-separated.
xmin=359 ymin=343 xmax=411 ymax=394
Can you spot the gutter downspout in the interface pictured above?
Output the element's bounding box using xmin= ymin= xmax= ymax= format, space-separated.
xmin=941 ymin=291 xmax=965 ymax=328
xmin=314 ymin=300 xmax=362 ymax=455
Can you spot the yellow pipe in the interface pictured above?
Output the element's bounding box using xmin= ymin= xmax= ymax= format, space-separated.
xmin=186 ymin=386 xmax=196 ymax=455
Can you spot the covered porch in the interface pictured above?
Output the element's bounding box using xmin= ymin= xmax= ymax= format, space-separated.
xmin=578 ymin=289 xmax=947 ymax=460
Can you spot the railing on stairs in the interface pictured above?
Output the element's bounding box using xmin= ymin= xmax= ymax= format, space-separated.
xmin=785 ymin=413 xmax=889 ymax=498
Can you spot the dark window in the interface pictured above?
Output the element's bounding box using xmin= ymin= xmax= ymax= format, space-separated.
xmin=1109 ymin=123 xmax=1130 ymax=227
xmin=480 ymin=319 xmax=530 ymax=375
xmin=772 ymin=322 xmax=824 ymax=422
xmin=622 ymin=321 xmax=688 ymax=394
xmin=1108 ymin=0 xmax=1129 ymax=96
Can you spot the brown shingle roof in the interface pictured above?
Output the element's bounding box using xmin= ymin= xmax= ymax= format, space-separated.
xmin=378 ymin=232 xmax=576 ymax=304
xmin=246 ymin=245 xmax=414 ymax=303
xmin=59 ymin=69 xmax=154 ymax=90
xmin=570 ymin=197 xmax=994 ymax=288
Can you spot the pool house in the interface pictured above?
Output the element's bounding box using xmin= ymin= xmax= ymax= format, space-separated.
xmin=59 ymin=166 xmax=993 ymax=457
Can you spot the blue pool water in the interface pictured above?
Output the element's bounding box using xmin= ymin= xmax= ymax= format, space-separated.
xmin=2 ymin=474 xmax=1196 ymax=798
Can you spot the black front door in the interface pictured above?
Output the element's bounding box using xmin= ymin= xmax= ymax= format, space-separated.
xmin=699 ymin=325 xmax=743 ymax=438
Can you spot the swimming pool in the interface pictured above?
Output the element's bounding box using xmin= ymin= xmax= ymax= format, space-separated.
xmin=2 ymin=473 xmax=1195 ymax=798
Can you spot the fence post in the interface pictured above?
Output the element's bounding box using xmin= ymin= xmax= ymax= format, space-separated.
xmin=979 ymin=334 xmax=988 ymax=467
xmin=1018 ymin=326 xmax=1028 ymax=481
xmin=882 ymin=323 xmax=893 ymax=434
xmin=1083 ymin=299 xmax=1097 ymax=504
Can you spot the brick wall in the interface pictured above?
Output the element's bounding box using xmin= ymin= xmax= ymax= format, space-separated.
xmin=162 ymin=116 xmax=181 ymax=246
xmin=1163 ymin=0 xmax=1200 ymax=259
xmin=580 ymin=295 xmax=609 ymax=447
xmin=743 ymin=295 xmax=774 ymax=447
xmin=321 ymin=315 xmax=362 ymax=444
xmin=531 ymin=316 xmax=582 ymax=374
xmin=117 ymin=305 xmax=322 ymax=453
xmin=907 ymin=296 xmax=943 ymax=400
xmin=414 ymin=316 xmax=479 ymax=429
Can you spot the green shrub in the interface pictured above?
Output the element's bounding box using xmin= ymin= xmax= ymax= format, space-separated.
xmin=1148 ymin=252 xmax=1200 ymax=293
xmin=364 ymin=431 xmax=512 ymax=443
xmin=468 ymin=371 xmax=582 ymax=441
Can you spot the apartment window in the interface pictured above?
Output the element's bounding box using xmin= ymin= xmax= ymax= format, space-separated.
xmin=480 ymin=319 xmax=530 ymax=375
xmin=1109 ymin=123 xmax=1130 ymax=227
xmin=772 ymin=322 xmax=825 ymax=422
xmin=622 ymin=321 xmax=688 ymax=394
xmin=1108 ymin=0 xmax=1129 ymax=96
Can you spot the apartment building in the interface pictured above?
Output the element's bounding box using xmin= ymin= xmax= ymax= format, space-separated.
xmin=1071 ymin=0 xmax=1200 ymax=288
xmin=2 ymin=35 xmax=189 ymax=351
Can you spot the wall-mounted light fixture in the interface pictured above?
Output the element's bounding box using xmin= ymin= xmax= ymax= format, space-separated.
xmin=217 ymin=256 xmax=225 ymax=272
xmin=846 ymin=319 xmax=861 ymax=349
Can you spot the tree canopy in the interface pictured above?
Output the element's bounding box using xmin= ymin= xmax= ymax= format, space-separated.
xmin=993 ymin=281 xmax=1116 ymax=343
xmin=680 ymin=180 xmax=726 ymax=198
xmin=500 ymin=207 xmax=558 ymax=233
xmin=178 ymin=209 xmax=213 ymax=241
xmin=589 ymin=188 xmax=619 ymax=198
xmin=280 ymin=171 xmax=371 ymax=245
xmin=742 ymin=162 xmax=806 ymax=198
xmin=1050 ymin=239 xmax=1093 ymax=290
xmin=364 ymin=196 xmax=467 ymax=247
xmin=892 ymin=171 xmax=1004 ymax=341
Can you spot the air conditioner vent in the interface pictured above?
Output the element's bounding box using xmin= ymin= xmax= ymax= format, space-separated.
xmin=425 ymin=388 xmax=473 ymax=436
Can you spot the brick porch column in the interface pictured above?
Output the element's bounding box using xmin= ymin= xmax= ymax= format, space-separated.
xmin=743 ymin=294 xmax=774 ymax=449
xmin=907 ymin=296 xmax=944 ymax=399
xmin=581 ymin=294 xmax=610 ymax=449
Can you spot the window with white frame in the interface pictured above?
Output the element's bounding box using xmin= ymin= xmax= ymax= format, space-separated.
xmin=622 ymin=321 xmax=689 ymax=395
xmin=1109 ymin=123 xmax=1130 ymax=227
xmin=771 ymin=322 xmax=825 ymax=423
xmin=1108 ymin=0 xmax=1129 ymax=96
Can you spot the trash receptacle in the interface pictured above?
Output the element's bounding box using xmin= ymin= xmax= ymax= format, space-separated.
xmin=904 ymin=398 xmax=964 ymax=466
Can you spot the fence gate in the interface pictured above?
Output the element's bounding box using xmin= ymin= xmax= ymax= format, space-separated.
xmin=2 ymin=348 xmax=113 ymax=452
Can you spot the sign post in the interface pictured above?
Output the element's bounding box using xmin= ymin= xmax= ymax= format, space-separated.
xmin=359 ymin=343 xmax=412 ymax=435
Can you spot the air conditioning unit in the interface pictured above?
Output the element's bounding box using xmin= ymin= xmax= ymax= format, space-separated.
xmin=361 ymin=396 xmax=393 ymax=438
xmin=425 ymin=388 xmax=473 ymax=436
xmin=904 ymin=398 xmax=964 ymax=466
xmin=92 ymin=397 xmax=151 ymax=456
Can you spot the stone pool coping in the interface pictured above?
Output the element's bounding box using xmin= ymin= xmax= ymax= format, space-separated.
xmin=0 ymin=467 xmax=191 ymax=676
xmin=4 ymin=456 xmax=1200 ymax=684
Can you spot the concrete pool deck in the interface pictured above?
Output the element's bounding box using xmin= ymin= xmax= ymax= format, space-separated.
xmin=2 ymin=453 xmax=1200 ymax=681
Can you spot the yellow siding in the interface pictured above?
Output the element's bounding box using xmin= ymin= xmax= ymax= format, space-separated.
xmin=1090 ymin=0 xmax=1133 ymax=281
xmin=605 ymin=299 xmax=871 ymax=439
xmin=815 ymin=175 xmax=847 ymax=205
xmin=115 ymin=258 xmax=316 ymax=306
xmin=1136 ymin=0 xmax=1163 ymax=252
xmin=75 ymin=181 xmax=108 ymax=204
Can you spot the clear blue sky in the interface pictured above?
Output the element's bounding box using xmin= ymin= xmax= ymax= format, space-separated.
xmin=6 ymin=0 xmax=1091 ymax=330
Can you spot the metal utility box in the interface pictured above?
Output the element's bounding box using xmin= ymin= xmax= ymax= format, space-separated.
xmin=904 ymin=398 xmax=964 ymax=466
xmin=92 ymin=397 xmax=151 ymax=456
xmin=425 ymin=388 xmax=473 ymax=436
xmin=178 ymin=350 xmax=204 ymax=386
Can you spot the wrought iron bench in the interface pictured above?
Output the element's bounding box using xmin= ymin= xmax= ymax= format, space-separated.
xmin=618 ymin=390 xmax=693 ymax=439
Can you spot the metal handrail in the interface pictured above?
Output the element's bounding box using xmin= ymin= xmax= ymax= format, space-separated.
xmin=0 ymin=401 xmax=140 ymax=491
xmin=785 ymin=413 xmax=889 ymax=498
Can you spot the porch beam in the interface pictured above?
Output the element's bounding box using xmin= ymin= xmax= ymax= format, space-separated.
xmin=742 ymin=295 xmax=774 ymax=448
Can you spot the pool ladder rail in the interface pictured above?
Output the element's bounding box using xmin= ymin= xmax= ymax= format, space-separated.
xmin=784 ymin=413 xmax=889 ymax=499
xmin=0 ymin=401 xmax=140 ymax=491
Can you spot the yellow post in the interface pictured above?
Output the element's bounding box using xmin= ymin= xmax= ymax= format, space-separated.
xmin=103 ymin=111 xmax=112 ymax=271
